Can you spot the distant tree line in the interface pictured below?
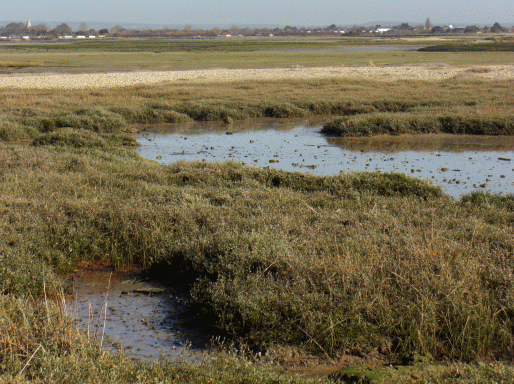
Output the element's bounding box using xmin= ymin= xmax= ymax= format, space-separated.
xmin=0 ymin=20 xmax=511 ymax=39
xmin=0 ymin=21 xmax=110 ymax=37
xmin=105 ymin=21 xmax=513 ymax=38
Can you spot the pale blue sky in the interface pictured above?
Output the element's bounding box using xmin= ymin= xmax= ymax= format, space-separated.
xmin=4 ymin=0 xmax=514 ymax=27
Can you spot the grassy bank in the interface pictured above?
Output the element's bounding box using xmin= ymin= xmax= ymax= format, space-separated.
xmin=1 ymin=128 xmax=513 ymax=380
xmin=322 ymin=112 xmax=514 ymax=136
xmin=1 ymin=76 xmax=513 ymax=141
xmin=418 ymin=39 xmax=514 ymax=52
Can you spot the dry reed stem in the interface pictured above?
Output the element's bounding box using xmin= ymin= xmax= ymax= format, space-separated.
xmin=17 ymin=344 xmax=45 ymax=378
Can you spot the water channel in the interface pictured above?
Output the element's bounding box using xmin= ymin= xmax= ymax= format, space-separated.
xmin=136 ymin=119 xmax=514 ymax=199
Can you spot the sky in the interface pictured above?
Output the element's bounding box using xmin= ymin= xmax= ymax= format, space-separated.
xmin=4 ymin=0 xmax=514 ymax=28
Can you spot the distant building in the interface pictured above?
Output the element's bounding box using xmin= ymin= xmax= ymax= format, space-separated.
xmin=26 ymin=19 xmax=32 ymax=29
xmin=375 ymin=28 xmax=391 ymax=33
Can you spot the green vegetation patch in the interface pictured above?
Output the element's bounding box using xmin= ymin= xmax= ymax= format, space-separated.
xmin=31 ymin=128 xmax=138 ymax=149
xmin=322 ymin=113 xmax=514 ymax=136
xmin=419 ymin=41 xmax=514 ymax=52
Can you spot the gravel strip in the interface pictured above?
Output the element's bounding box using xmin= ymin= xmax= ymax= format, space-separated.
xmin=1 ymin=65 xmax=514 ymax=90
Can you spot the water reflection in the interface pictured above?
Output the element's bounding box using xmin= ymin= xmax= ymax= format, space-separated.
xmin=136 ymin=121 xmax=514 ymax=199
xmin=68 ymin=270 xmax=208 ymax=360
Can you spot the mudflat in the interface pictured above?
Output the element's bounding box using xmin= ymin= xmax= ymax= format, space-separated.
xmin=2 ymin=64 xmax=514 ymax=89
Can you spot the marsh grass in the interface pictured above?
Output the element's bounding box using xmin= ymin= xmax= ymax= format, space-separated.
xmin=1 ymin=138 xmax=513 ymax=365
xmin=1 ymin=71 xmax=514 ymax=381
xmin=0 ymin=61 xmax=46 ymax=68
xmin=1 ymin=37 xmax=513 ymax=72
xmin=1 ymin=77 xmax=513 ymax=140
xmin=419 ymin=41 xmax=514 ymax=52
xmin=322 ymin=112 xmax=514 ymax=136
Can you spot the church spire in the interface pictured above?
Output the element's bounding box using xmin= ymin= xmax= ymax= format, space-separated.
xmin=26 ymin=19 xmax=32 ymax=29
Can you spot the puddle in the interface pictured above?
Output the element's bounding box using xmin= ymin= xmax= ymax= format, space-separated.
xmin=136 ymin=121 xmax=514 ymax=199
xmin=68 ymin=269 xmax=209 ymax=360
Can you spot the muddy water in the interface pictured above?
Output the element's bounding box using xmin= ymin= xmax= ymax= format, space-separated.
xmin=68 ymin=270 xmax=209 ymax=360
xmin=136 ymin=120 xmax=514 ymax=199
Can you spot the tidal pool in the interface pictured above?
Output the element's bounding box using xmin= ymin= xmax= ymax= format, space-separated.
xmin=136 ymin=120 xmax=514 ymax=199
xmin=68 ymin=270 xmax=208 ymax=360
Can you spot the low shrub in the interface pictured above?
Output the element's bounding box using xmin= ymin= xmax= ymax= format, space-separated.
xmin=0 ymin=120 xmax=38 ymax=141
xmin=461 ymin=190 xmax=514 ymax=211
xmin=262 ymin=102 xmax=308 ymax=118
xmin=174 ymin=102 xmax=248 ymax=121
xmin=31 ymin=129 xmax=112 ymax=149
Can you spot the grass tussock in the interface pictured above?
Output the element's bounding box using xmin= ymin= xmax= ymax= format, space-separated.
xmin=419 ymin=41 xmax=514 ymax=52
xmin=31 ymin=128 xmax=138 ymax=149
xmin=0 ymin=61 xmax=46 ymax=67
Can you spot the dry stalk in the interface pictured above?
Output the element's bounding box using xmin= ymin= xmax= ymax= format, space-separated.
xmin=299 ymin=199 xmax=319 ymax=215
xmin=100 ymin=272 xmax=113 ymax=348
xmin=17 ymin=344 xmax=45 ymax=378
xmin=296 ymin=324 xmax=333 ymax=362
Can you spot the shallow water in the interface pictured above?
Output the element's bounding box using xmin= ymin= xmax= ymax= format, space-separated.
xmin=68 ymin=270 xmax=208 ymax=360
xmin=257 ymin=45 xmax=422 ymax=53
xmin=136 ymin=121 xmax=514 ymax=199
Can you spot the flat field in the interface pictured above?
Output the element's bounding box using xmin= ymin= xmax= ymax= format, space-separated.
xmin=0 ymin=36 xmax=513 ymax=73
xmin=1 ymin=36 xmax=514 ymax=383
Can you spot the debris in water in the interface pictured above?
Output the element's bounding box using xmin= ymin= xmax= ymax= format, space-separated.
xmin=133 ymin=288 xmax=167 ymax=295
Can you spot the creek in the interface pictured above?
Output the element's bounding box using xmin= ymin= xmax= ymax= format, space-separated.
xmin=135 ymin=119 xmax=514 ymax=199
